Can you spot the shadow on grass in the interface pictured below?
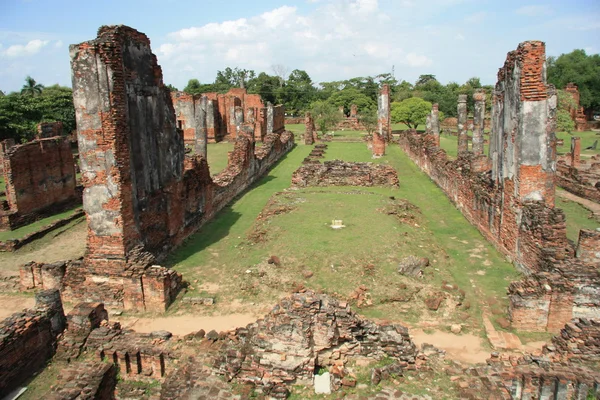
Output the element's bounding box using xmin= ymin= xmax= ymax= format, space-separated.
xmin=165 ymin=147 xmax=298 ymax=267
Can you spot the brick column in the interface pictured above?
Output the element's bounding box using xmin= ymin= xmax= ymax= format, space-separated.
xmin=196 ymin=96 xmax=208 ymax=158
xmin=570 ymin=136 xmax=580 ymax=168
xmin=377 ymin=84 xmax=391 ymax=142
xmin=472 ymin=89 xmax=485 ymax=156
xmin=431 ymin=103 xmax=440 ymax=146
xmin=457 ymin=94 xmax=468 ymax=154
xmin=304 ymin=112 xmax=315 ymax=145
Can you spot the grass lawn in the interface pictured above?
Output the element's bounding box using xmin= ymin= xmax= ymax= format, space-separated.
xmin=167 ymin=140 xmax=519 ymax=333
xmin=556 ymin=188 xmax=600 ymax=242
xmin=206 ymin=142 xmax=234 ymax=175
xmin=0 ymin=205 xmax=82 ymax=242
xmin=555 ymin=130 xmax=600 ymax=160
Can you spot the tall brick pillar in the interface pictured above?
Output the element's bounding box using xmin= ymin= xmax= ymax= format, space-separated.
xmin=457 ymin=94 xmax=468 ymax=154
xmin=490 ymin=40 xmax=557 ymax=206
xmin=472 ymin=89 xmax=485 ymax=156
xmin=350 ymin=104 xmax=358 ymax=118
xmin=266 ymin=102 xmax=274 ymax=135
xmin=570 ymin=136 xmax=581 ymax=168
xmin=430 ymin=103 xmax=440 ymax=146
xmin=377 ymin=84 xmax=391 ymax=142
xmin=304 ymin=112 xmax=315 ymax=145
xmin=71 ymin=25 xmax=184 ymax=270
xmin=195 ymin=96 xmax=208 ymax=158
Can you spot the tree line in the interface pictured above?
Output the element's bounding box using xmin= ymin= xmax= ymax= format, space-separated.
xmin=0 ymin=49 xmax=597 ymax=143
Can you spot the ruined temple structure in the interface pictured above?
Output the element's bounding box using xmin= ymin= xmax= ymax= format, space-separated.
xmin=398 ymin=41 xmax=600 ymax=332
xmin=14 ymin=25 xmax=294 ymax=312
xmin=37 ymin=121 xmax=64 ymax=139
xmin=564 ymin=83 xmax=589 ymax=132
xmin=335 ymin=103 xmax=367 ymax=130
xmin=292 ymin=160 xmax=400 ymax=188
xmin=371 ymin=84 xmax=389 ymax=157
xmin=556 ymin=136 xmax=600 ymax=205
xmin=171 ymin=88 xmax=285 ymax=145
xmin=0 ymin=137 xmax=78 ymax=230
xmin=304 ymin=111 xmax=316 ymax=145
xmin=457 ymin=94 xmax=468 ymax=154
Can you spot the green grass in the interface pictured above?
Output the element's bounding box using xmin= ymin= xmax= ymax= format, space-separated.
xmin=555 ymin=130 xmax=600 ymax=159
xmin=167 ymin=140 xmax=518 ymax=330
xmin=0 ymin=176 xmax=5 ymax=193
xmin=0 ymin=205 xmax=82 ymax=242
xmin=206 ymin=142 xmax=234 ymax=175
xmin=556 ymin=188 xmax=600 ymax=242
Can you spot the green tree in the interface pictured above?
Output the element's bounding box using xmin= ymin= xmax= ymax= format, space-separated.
xmin=556 ymin=89 xmax=578 ymax=133
xmin=183 ymin=79 xmax=214 ymax=95
xmin=391 ymin=97 xmax=432 ymax=129
xmin=547 ymin=50 xmax=600 ymax=111
xmin=165 ymin=84 xmax=178 ymax=92
xmin=247 ymin=72 xmax=281 ymax=104
xmin=0 ymin=90 xmax=4 ymax=97
xmin=326 ymin=88 xmax=375 ymax=115
xmin=214 ymin=67 xmax=256 ymax=91
xmin=20 ymin=76 xmax=44 ymax=97
xmin=282 ymin=69 xmax=317 ymax=115
xmin=311 ymin=100 xmax=342 ymax=135
xmin=415 ymin=74 xmax=438 ymax=88
xmin=358 ymin=107 xmax=378 ymax=134
xmin=38 ymin=84 xmax=76 ymax=134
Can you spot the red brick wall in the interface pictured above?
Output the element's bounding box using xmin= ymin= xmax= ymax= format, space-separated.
xmin=37 ymin=121 xmax=64 ymax=139
xmin=1 ymin=137 xmax=76 ymax=217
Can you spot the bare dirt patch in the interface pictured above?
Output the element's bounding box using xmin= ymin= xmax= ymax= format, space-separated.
xmin=0 ymin=295 xmax=35 ymax=320
xmin=410 ymin=328 xmax=490 ymax=364
xmin=117 ymin=313 xmax=259 ymax=336
xmin=0 ymin=219 xmax=86 ymax=278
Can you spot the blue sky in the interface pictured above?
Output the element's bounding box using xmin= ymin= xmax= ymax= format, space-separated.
xmin=0 ymin=0 xmax=598 ymax=93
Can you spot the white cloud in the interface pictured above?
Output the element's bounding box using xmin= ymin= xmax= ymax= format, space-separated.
xmin=405 ymin=53 xmax=433 ymax=67
xmin=1 ymin=39 xmax=49 ymax=58
xmin=515 ymin=5 xmax=551 ymax=17
xmin=464 ymin=11 xmax=487 ymax=23
xmin=54 ymin=40 xmax=63 ymax=48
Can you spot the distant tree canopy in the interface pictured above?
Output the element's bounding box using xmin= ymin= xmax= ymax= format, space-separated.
xmin=547 ymin=50 xmax=600 ymax=112
xmin=0 ymin=79 xmax=75 ymax=142
xmin=391 ymin=97 xmax=432 ymax=129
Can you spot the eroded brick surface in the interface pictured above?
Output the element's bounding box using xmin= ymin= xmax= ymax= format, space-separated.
xmin=0 ymin=137 xmax=78 ymax=230
xmin=291 ymin=160 xmax=399 ymax=187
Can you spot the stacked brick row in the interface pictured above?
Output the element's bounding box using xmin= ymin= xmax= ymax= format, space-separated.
xmin=291 ymin=160 xmax=400 ymax=188
xmin=0 ymin=290 xmax=66 ymax=395
xmin=455 ymin=354 xmax=600 ymax=399
xmin=544 ymin=318 xmax=600 ymax=362
xmin=46 ymin=362 xmax=117 ymax=400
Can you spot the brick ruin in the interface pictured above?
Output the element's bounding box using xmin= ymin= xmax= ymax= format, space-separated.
xmin=0 ymin=136 xmax=78 ymax=230
xmin=15 ymin=25 xmax=294 ymax=312
xmin=372 ymin=84 xmax=390 ymax=157
xmin=398 ymin=41 xmax=600 ymax=332
xmin=457 ymin=94 xmax=468 ymax=154
xmin=564 ymin=83 xmax=589 ymax=132
xmin=0 ymin=289 xmax=66 ymax=395
xmin=556 ymin=136 xmax=600 ymax=205
xmin=172 ymin=88 xmax=285 ymax=145
xmin=37 ymin=121 xmax=64 ymax=139
xmin=304 ymin=111 xmax=317 ymax=145
xmin=292 ymin=160 xmax=399 ymax=188
xmin=0 ymin=290 xmax=419 ymax=399
xmin=425 ymin=103 xmax=440 ymax=146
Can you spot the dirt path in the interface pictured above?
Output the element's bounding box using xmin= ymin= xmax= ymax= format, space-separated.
xmin=117 ymin=313 xmax=259 ymax=336
xmin=557 ymin=189 xmax=600 ymax=220
xmin=0 ymin=295 xmax=35 ymax=320
xmin=410 ymin=329 xmax=491 ymax=364
xmin=0 ymin=219 xmax=86 ymax=278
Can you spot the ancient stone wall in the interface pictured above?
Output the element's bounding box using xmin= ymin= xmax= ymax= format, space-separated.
xmin=66 ymin=25 xmax=294 ymax=311
xmin=397 ymin=41 xmax=599 ymax=332
xmin=556 ymin=150 xmax=600 ymax=205
xmin=0 ymin=290 xmax=66 ymax=395
xmin=291 ymin=160 xmax=399 ymax=188
xmin=543 ymin=318 xmax=600 ymax=363
xmin=37 ymin=121 xmax=64 ymax=139
xmin=564 ymin=83 xmax=589 ymax=131
xmin=0 ymin=137 xmax=78 ymax=230
xmin=46 ymin=362 xmax=117 ymax=400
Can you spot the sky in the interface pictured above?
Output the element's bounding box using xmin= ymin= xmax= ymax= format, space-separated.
xmin=0 ymin=0 xmax=599 ymax=93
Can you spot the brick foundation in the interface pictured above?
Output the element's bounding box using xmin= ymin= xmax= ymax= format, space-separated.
xmin=291 ymin=160 xmax=399 ymax=188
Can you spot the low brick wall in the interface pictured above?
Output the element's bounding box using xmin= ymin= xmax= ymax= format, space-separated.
xmin=291 ymin=160 xmax=399 ymax=188
xmin=0 ymin=290 xmax=66 ymax=395
xmin=544 ymin=318 xmax=600 ymax=362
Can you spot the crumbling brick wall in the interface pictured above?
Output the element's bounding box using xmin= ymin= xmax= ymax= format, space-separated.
xmin=0 ymin=290 xmax=66 ymax=395
xmin=543 ymin=318 xmax=600 ymax=363
xmin=556 ymin=151 xmax=600 ymax=205
xmin=564 ymin=83 xmax=589 ymax=131
xmin=37 ymin=121 xmax=64 ymax=139
xmin=46 ymin=362 xmax=117 ymax=400
xmin=66 ymin=25 xmax=294 ymax=311
xmin=397 ymin=41 xmax=598 ymax=332
xmin=291 ymin=160 xmax=399 ymax=187
xmin=0 ymin=137 xmax=77 ymax=230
